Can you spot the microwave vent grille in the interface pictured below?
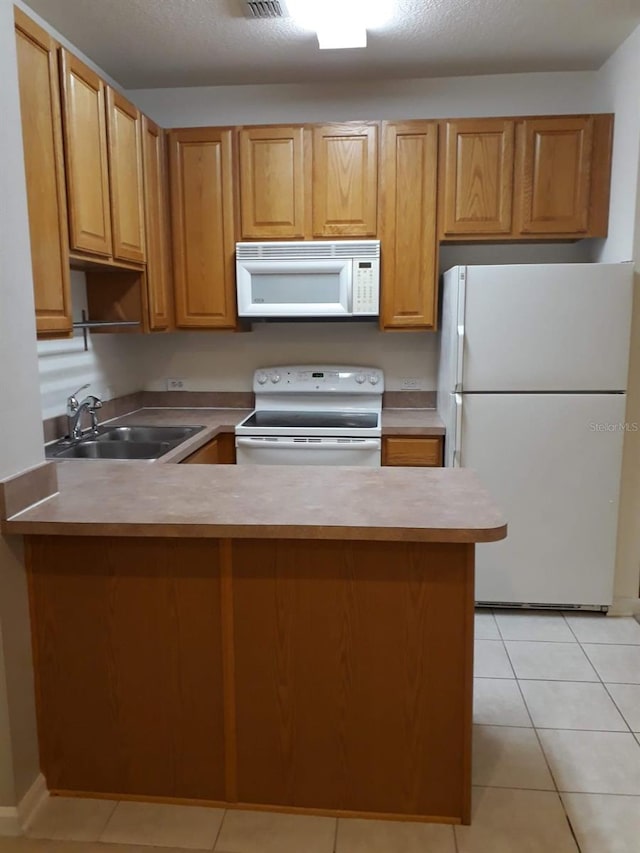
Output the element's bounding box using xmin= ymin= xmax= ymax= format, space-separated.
xmin=236 ymin=241 xmax=380 ymax=261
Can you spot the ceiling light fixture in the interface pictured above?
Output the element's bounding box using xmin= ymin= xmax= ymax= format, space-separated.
xmin=287 ymin=0 xmax=394 ymax=50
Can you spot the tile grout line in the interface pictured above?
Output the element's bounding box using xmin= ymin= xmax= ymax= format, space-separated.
xmin=332 ymin=815 xmax=339 ymax=853
xmin=510 ymin=613 xmax=583 ymax=851
xmin=574 ymin=632 xmax=636 ymax=736
xmin=211 ymin=808 xmax=227 ymax=852
xmin=499 ymin=628 xmax=586 ymax=848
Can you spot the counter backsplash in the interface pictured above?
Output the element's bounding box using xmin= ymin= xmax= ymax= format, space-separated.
xmin=42 ymin=390 xmax=436 ymax=443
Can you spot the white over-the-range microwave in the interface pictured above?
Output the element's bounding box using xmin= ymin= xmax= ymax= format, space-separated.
xmin=235 ymin=240 xmax=380 ymax=319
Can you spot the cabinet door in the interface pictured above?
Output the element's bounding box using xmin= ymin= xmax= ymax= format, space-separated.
xmin=182 ymin=434 xmax=236 ymax=464
xmin=440 ymin=119 xmax=514 ymax=236
xmin=14 ymin=10 xmax=72 ymax=336
xmin=142 ymin=117 xmax=173 ymax=330
xmin=239 ymin=126 xmax=306 ymax=238
xmin=59 ymin=49 xmax=112 ymax=257
xmin=379 ymin=121 xmax=438 ymax=330
xmin=169 ymin=128 xmax=237 ymax=329
xmin=106 ymin=89 xmax=146 ymax=263
xmin=382 ymin=437 xmax=443 ymax=467
xmin=517 ymin=116 xmax=593 ymax=235
xmin=312 ymin=123 xmax=378 ymax=236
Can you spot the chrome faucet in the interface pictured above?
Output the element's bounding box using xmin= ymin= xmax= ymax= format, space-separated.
xmin=66 ymin=384 xmax=103 ymax=440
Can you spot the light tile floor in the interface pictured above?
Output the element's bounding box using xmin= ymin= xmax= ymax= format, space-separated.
xmin=3 ymin=610 xmax=640 ymax=853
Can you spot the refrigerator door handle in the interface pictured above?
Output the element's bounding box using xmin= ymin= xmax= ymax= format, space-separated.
xmin=453 ymin=393 xmax=463 ymax=467
xmin=456 ymin=324 xmax=464 ymax=392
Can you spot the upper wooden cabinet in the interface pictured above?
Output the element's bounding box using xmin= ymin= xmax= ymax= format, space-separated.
xmin=14 ymin=9 xmax=72 ymax=337
xmin=379 ymin=121 xmax=438 ymax=330
xmin=59 ymin=48 xmax=147 ymax=264
xmin=168 ymin=128 xmax=237 ymax=329
xmin=516 ymin=116 xmax=593 ymax=235
xmin=239 ymin=126 xmax=306 ymax=239
xmin=312 ymin=123 xmax=378 ymax=237
xmin=59 ymin=49 xmax=112 ymax=257
xmin=142 ymin=117 xmax=173 ymax=330
xmin=440 ymin=119 xmax=514 ymax=236
xmin=439 ymin=115 xmax=612 ymax=240
xmin=106 ymin=88 xmax=146 ymax=263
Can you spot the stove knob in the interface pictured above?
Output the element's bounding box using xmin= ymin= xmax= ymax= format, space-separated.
xmin=256 ymin=372 xmax=268 ymax=385
xmin=270 ymin=372 xmax=281 ymax=384
xmin=355 ymin=373 xmax=366 ymax=384
xmin=368 ymin=373 xmax=380 ymax=385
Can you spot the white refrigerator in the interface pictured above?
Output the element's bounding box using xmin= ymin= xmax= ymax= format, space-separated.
xmin=437 ymin=263 xmax=634 ymax=609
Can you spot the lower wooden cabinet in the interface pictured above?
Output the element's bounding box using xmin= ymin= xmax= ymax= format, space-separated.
xmin=27 ymin=534 xmax=474 ymax=821
xmin=382 ymin=436 xmax=443 ymax=467
xmin=181 ymin=434 xmax=236 ymax=464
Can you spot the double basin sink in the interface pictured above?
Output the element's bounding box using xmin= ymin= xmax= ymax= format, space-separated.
xmin=45 ymin=425 xmax=205 ymax=461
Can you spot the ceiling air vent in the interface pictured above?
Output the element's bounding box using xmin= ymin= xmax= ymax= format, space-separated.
xmin=243 ymin=0 xmax=288 ymax=18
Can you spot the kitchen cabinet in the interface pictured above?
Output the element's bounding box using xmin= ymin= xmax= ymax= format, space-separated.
xmin=382 ymin=436 xmax=443 ymax=467
xmin=439 ymin=118 xmax=514 ymax=237
xmin=181 ymin=434 xmax=236 ymax=464
xmin=106 ymin=88 xmax=146 ymax=263
xmin=238 ymin=122 xmax=377 ymax=240
xmin=515 ymin=116 xmax=593 ymax=235
xmin=239 ymin=125 xmax=307 ymax=239
xmin=168 ymin=128 xmax=237 ymax=329
xmin=312 ymin=122 xmax=378 ymax=237
xmin=60 ymin=49 xmax=147 ymax=264
xmin=59 ymin=48 xmax=112 ymax=257
xmin=14 ymin=9 xmax=72 ymax=337
xmin=379 ymin=121 xmax=438 ymax=330
xmin=439 ymin=115 xmax=612 ymax=240
xmin=142 ymin=116 xmax=174 ymax=330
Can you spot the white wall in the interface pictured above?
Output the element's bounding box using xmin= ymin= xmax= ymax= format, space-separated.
xmin=129 ymin=71 xmax=600 ymax=127
xmin=38 ymin=272 xmax=148 ymax=420
xmin=143 ymin=323 xmax=439 ymax=392
xmin=0 ymin=0 xmax=45 ymax=810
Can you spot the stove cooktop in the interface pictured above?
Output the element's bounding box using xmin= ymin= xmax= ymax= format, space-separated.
xmin=238 ymin=410 xmax=380 ymax=430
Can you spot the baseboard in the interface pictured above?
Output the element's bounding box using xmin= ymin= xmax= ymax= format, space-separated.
xmin=0 ymin=808 xmax=21 ymax=837
xmin=17 ymin=773 xmax=47 ymax=830
xmin=610 ymin=596 xmax=640 ymax=616
xmin=0 ymin=774 xmax=47 ymax=837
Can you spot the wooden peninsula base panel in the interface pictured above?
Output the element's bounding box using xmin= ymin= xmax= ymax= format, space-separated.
xmin=27 ymin=535 xmax=475 ymax=824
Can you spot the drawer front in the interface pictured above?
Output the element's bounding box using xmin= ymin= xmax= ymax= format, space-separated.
xmin=382 ymin=437 xmax=443 ymax=467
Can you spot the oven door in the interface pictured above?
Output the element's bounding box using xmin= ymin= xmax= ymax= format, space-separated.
xmin=236 ymin=259 xmax=352 ymax=317
xmin=235 ymin=436 xmax=381 ymax=466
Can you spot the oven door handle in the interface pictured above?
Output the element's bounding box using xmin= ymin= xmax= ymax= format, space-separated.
xmin=235 ymin=437 xmax=381 ymax=450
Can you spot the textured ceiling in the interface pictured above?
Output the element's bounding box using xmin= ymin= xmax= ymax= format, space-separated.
xmin=22 ymin=0 xmax=640 ymax=89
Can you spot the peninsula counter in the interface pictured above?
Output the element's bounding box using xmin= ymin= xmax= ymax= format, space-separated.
xmin=4 ymin=462 xmax=506 ymax=825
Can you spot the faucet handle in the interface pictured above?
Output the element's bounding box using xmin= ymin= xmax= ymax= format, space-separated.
xmin=66 ymin=383 xmax=90 ymax=415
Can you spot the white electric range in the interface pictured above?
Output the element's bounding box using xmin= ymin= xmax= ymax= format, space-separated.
xmin=235 ymin=365 xmax=384 ymax=466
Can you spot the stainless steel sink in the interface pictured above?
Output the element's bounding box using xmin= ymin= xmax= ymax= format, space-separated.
xmin=55 ymin=441 xmax=170 ymax=460
xmin=96 ymin=425 xmax=203 ymax=443
xmin=45 ymin=424 xmax=205 ymax=460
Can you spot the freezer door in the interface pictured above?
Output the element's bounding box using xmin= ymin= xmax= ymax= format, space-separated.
xmin=461 ymin=393 xmax=628 ymax=607
xmin=461 ymin=263 xmax=633 ymax=392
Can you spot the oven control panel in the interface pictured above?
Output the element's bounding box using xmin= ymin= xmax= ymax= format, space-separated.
xmin=253 ymin=365 xmax=384 ymax=393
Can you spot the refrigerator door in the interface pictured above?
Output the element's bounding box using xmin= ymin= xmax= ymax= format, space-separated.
xmin=462 ymin=393 xmax=627 ymax=607
xmin=461 ymin=263 xmax=633 ymax=392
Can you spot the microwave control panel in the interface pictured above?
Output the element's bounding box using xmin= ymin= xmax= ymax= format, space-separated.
xmin=352 ymin=259 xmax=380 ymax=315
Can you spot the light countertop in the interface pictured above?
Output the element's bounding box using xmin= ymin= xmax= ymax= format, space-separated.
xmin=4 ymin=406 xmax=502 ymax=544
xmin=4 ymin=461 xmax=505 ymax=543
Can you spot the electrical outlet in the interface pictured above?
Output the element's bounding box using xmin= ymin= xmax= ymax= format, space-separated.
xmin=400 ymin=377 xmax=422 ymax=391
xmin=166 ymin=378 xmax=186 ymax=391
